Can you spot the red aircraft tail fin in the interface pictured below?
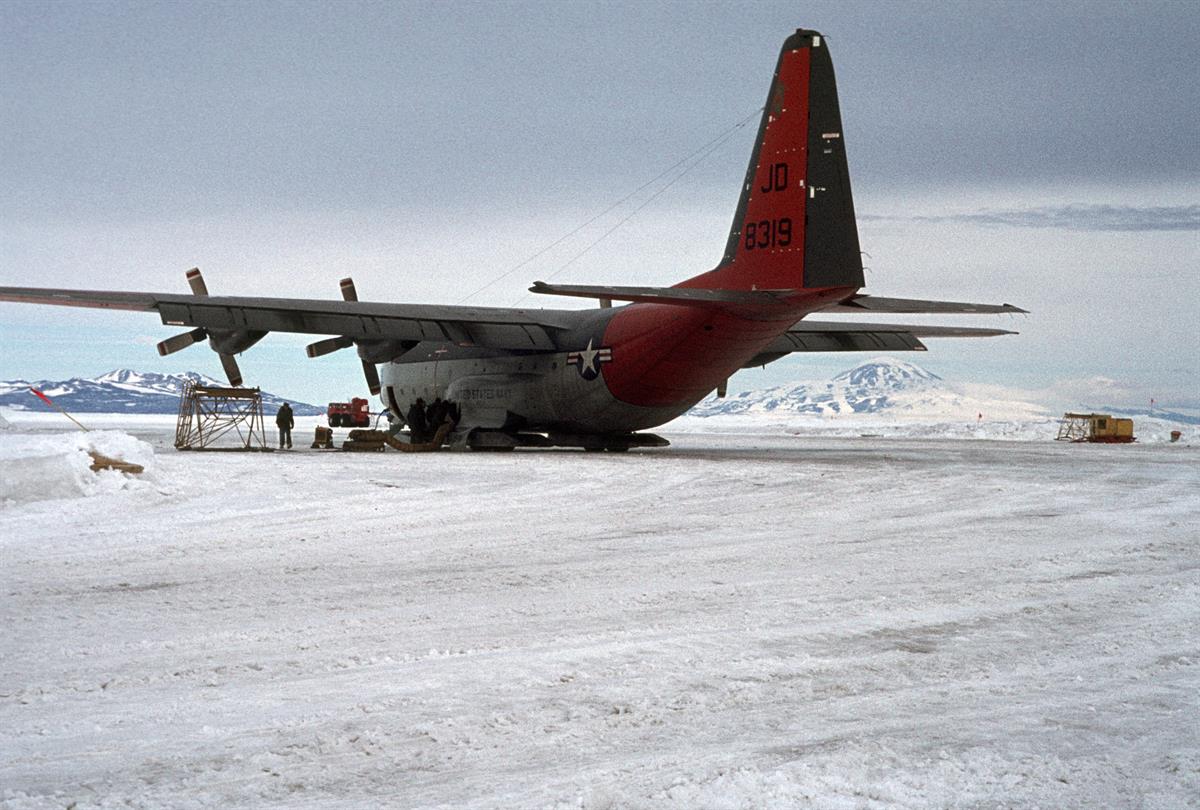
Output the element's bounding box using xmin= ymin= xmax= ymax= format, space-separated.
xmin=679 ymin=29 xmax=863 ymax=294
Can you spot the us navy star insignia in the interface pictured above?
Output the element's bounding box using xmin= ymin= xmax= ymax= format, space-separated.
xmin=567 ymin=339 xmax=613 ymax=381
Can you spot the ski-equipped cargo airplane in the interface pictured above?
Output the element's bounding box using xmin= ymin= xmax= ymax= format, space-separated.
xmin=0 ymin=29 xmax=1024 ymax=450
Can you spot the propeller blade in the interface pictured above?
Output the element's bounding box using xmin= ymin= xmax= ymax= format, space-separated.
xmin=334 ymin=278 xmax=379 ymax=392
xmin=337 ymin=278 xmax=378 ymax=392
xmin=186 ymin=267 xmax=209 ymax=296
xmin=362 ymin=360 xmax=381 ymax=396
xmin=156 ymin=327 xmax=207 ymax=357
xmin=219 ymin=353 xmax=243 ymax=387
xmin=305 ymin=335 xmax=354 ymax=358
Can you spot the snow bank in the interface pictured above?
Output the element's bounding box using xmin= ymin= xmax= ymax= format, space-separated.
xmin=0 ymin=409 xmax=11 ymax=431
xmin=0 ymin=430 xmax=156 ymax=506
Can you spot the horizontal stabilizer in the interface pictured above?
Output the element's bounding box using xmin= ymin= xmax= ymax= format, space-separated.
xmin=744 ymin=319 xmax=1018 ymax=366
xmin=791 ymin=320 xmax=1018 ymax=338
xmin=749 ymin=330 xmax=927 ymax=362
xmin=529 ymin=281 xmax=789 ymax=308
xmin=822 ymin=294 xmax=1028 ymax=315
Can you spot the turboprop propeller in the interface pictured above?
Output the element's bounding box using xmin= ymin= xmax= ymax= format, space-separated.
xmin=153 ymin=269 xmax=401 ymax=394
xmin=303 ymin=277 xmax=392 ymax=396
xmin=154 ymin=268 xmax=264 ymax=387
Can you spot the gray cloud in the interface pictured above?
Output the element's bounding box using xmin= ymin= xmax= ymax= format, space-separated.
xmin=2 ymin=2 xmax=1198 ymax=223
xmin=862 ymin=204 xmax=1200 ymax=232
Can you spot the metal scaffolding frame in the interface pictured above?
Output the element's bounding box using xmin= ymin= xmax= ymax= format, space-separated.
xmin=175 ymin=380 xmax=270 ymax=451
xmin=1055 ymin=413 xmax=1094 ymax=442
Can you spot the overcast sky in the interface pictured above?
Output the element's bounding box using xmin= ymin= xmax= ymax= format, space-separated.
xmin=2 ymin=1 xmax=1197 ymax=409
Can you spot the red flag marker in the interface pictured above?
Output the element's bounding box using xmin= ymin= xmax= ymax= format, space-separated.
xmin=29 ymin=387 xmax=90 ymax=432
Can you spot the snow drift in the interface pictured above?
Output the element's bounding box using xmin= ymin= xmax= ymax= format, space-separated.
xmin=0 ymin=430 xmax=156 ymax=507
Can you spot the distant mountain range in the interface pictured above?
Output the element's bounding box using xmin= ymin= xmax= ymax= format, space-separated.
xmin=688 ymin=358 xmax=1047 ymax=421
xmin=1 ymin=363 xmax=1191 ymax=430
xmin=0 ymin=370 xmax=324 ymax=415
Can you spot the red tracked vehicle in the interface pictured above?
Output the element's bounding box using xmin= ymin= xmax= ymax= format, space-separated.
xmin=327 ymin=398 xmax=371 ymax=429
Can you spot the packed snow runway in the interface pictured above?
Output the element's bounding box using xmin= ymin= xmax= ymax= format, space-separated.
xmin=2 ymin=423 xmax=1198 ymax=808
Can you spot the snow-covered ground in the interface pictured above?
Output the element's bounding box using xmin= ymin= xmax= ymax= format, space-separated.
xmin=670 ymin=412 xmax=1198 ymax=445
xmin=1 ymin=417 xmax=1198 ymax=808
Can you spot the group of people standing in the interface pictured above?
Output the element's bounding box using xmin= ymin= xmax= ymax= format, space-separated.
xmin=404 ymin=397 xmax=461 ymax=444
xmin=274 ymin=396 xmax=462 ymax=450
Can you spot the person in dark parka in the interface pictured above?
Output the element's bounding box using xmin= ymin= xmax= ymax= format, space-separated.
xmin=275 ymin=402 xmax=294 ymax=449
xmin=406 ymin=398 xmax=428 ymax=444
xmin=428 ymin=397 xmax=447 ymax=432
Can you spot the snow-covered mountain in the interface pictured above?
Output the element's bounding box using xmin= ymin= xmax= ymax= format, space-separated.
xmin=0 ymin=370 xmax=324 ymax=415
xmin=689 ymin=357 xmax=1046 ymax=421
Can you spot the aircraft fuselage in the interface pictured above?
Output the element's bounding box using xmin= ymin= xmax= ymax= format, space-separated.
xmin=380 ymin=289 xmax=851 ymax=437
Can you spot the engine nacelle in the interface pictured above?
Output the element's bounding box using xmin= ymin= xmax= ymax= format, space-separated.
xmin=357 ymin=339 xmax=416 ymax=364
xmin=207 ymin=329 xmax=267 ymax=356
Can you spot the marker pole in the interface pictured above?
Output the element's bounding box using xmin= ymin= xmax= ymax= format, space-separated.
xmin=29 ymin=388 xmax=90 ymax=432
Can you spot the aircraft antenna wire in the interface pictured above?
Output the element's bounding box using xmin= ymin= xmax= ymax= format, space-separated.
xmin=458 ymin=106 xmax=762 ymax=305
xmin=521 ymin=112 xmax=758 ymax=302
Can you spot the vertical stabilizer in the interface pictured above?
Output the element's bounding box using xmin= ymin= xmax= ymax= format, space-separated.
xmin=681 ymin=29 xmax=863 ymax=293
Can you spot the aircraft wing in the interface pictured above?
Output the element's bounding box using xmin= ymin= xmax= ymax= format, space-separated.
xmin=0 ymin=286 xmax=565 ymax=350
xmin=743 ymin=319 xmax=1019 ymax=366
xmin=529 ymin=281 xmax=785 ymax=307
